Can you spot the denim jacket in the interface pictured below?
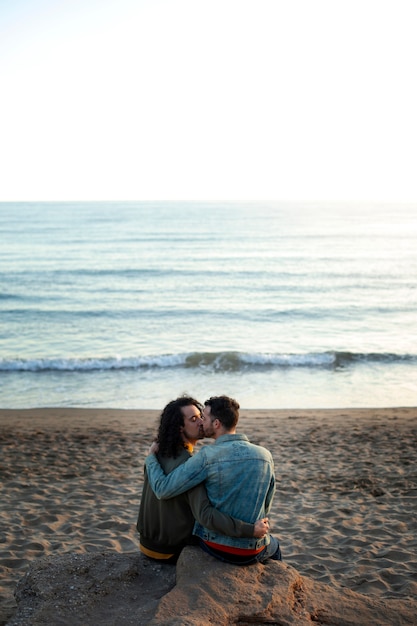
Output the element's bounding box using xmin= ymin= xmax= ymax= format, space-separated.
xmin=145 ymin=433 xmax=275 ymax=550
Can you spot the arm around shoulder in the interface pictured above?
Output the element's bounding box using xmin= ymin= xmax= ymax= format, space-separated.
xmin=145 ymin=448 xmax=208 ymax=499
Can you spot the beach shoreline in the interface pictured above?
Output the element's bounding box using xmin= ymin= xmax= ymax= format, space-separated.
xmin=2 ymin=405 xmax=416 ymax=429
xmin=1 ymin=407 xmax=416 ymax=624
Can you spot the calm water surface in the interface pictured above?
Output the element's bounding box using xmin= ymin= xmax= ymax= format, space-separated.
xmin=1 ymin=201 xmax=416 ymax=409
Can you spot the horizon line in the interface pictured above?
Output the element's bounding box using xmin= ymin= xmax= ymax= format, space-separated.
xmin=1 ymin=199 xmax=417 ymax=205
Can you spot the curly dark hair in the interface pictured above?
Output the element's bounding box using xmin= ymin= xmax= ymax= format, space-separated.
xmin=204 ymin=395 xmax=240 ymax=430
xmin=157 ymin=396 xmax=203 ymax=458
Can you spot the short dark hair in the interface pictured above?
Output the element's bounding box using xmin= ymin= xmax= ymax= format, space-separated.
xmin=157 ymin=395 xmax=203 ymax=458
xmin=204 ymin=395 xmax=240 ymax=430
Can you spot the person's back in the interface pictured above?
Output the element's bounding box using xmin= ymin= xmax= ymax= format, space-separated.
xmin=138 ymin=445 xmax=196 ymax=561
xmin=192 ymin=432 xmax=274 ymax=550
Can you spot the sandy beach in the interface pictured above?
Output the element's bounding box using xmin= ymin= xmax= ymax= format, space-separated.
xmin=1 ymin=407 xmax=416 ymax=624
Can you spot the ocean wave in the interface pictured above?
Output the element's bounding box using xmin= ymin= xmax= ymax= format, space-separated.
xmin=0 ymin=351 xmax=415 ymax=373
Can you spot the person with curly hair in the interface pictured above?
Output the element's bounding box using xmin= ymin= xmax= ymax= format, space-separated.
xmin=137 ymin=395 xmax=268 ymax=562
xmin=145 ymin=395 xmax=281 ymax=565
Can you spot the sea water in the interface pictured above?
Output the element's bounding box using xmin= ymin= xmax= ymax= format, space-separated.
xmin=1 ymin=201 xmax=416 ymax=409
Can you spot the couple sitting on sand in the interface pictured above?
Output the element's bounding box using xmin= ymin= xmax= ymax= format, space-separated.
xmin=137 ymin=395 xmax=281 ymax=565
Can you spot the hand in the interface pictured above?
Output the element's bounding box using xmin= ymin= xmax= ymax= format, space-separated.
xmin=254 ymin=517 xmax=269 ymax=538
xmin=148 ymin=440 xmax=159 ymax=455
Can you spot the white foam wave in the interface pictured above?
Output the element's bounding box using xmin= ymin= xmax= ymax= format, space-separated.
xmin=0 ymin=354 xmax=189 ymax=372
xmin=0 ymin=351 xmax=412 ymax=372
xmin=240 ymin=352 xmax=336 ymax=367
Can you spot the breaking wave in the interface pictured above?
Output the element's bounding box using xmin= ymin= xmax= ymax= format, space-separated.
xmin=0 ymin=351 xmax=414 ymax=373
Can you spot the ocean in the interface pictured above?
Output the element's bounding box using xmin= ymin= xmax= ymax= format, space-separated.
xmin=1 ymin=201 xmax=416 ymax=410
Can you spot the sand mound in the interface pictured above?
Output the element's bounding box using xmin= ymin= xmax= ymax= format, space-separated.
xmin=8 ymin=548 xmax=417 ymax=625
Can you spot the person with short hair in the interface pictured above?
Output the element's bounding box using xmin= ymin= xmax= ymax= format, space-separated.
xmin=145 ymin=395 xmax=281 ymax=565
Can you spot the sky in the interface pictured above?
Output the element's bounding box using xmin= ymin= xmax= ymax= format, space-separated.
xmin=1 ymin=0 xmax=416 ymax=203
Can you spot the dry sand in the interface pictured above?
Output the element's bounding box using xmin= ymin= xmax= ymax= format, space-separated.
xmin=0 ymin=407 xmax=416 ymax=624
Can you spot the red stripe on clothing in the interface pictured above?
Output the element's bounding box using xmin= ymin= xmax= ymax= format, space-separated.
xmin=204 ymin=541 xmax=264 ymax=556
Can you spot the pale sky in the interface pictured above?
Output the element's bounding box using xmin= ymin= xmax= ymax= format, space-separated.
xmin=1 ymin=0 xmax=416 ymax=202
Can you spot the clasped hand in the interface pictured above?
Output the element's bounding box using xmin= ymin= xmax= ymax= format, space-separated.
xmin=148 ymin=440 xmax=159 ymax=455
xmin=254 ymin=517 xmax=269 ymax=538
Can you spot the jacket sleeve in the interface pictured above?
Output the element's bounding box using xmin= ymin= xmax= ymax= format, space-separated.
xmin=186 ymin=484 xmax=255 ymax=537
xmin=145 ymin=451 xmax=208 ymax=499
xmin=265 ymin=474 xmax=276 ymax=514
